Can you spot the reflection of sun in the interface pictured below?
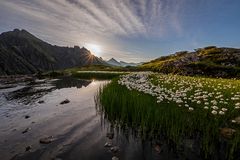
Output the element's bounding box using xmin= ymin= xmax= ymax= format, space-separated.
xmin=86 ymin=44 xmax=102 ymax=57
xmin=89 ymin=79 xmax=97 ymax=87
xmin=91 ymin=79 xmax=96 ymax=85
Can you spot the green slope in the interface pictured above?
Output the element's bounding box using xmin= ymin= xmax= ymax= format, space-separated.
xmin=140 ymin=46 xmax=240 ymax=78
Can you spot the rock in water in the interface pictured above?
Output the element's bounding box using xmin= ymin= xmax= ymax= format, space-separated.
xmin=220 ymin=128 xmax=236 ymax=139
xmin=22 ymin=128 xmax=31 ymax=134
xmin=25 ymin=115 xmax=30 ymax=119
xmin=25 ymin=145 xmax=32 ymax=151
xmin=60 ymin=99 xmax=70 ymax=105
xmin=104 ymin=142 xmax=112 ymax=147
xmin=154 ymin=144 xmax=161 ymax=154
xmin=52 ymin=158 xmax=62 ymax=160
xmin=112 ymin=156 xmax=119 ymax=160
xmin=39 ymin=136 xmax=54 ymax=144
xmin=234 ymin=116 xmax=240 ymax=124
xmin=110 ymin=146 xmax=120 ymax=153
xmin=106 ymin=132 xmax=114 ymax=139
xmin=38 ymin=100 xmax=45 ymax=104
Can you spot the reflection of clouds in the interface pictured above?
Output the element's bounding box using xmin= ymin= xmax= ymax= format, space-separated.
xmin=0 ymin=0 xmax=184 ymax=61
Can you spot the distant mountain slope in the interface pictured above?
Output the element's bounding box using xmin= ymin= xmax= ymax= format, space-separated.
xmin=106 ymin=58 xmax=142 ymax=67
xmin=140 ymin=46 xmax=240 ymax=78
xmin=0 ymin=29 xmax=106 ymax=75
xmin=106 ymin=58 xmax=122 ymax=66
xmin=119 ymin=61 xmax=143 ymax=67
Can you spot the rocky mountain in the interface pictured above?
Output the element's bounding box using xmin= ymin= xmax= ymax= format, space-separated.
xmin=0 ymin=29 xmax=106 ymax=75
xmin=119 ymin=61 xmax=143 ymax=67
xmin=106 ymin=58 xmax=122 ymax=66
xmin=107 ymin=58 xmax=142 ymax=67
xmin=140 ymin=46 xmax=240 ymax=78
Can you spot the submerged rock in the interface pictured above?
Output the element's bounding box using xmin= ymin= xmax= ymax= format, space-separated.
xmin=104 ymin=142 xmax=112 ymax=147
xmin=22 ymin=128 xmax=31 ymax=134
xmin=51 ymin=158 xmax=62 ymax=160
xmin=60 ymin=99 xmax=70 ymax=105
xmin=0 ymin=84 xmax=17 ymax=89
xmin=220 ymin=128 xmax=236 ymax=139
xmin=234 ymin=116 xmax=240 ymax=124
xmin=110 ymin=146 xmax=120 ymax=153
xmin=112 ymin=156 xmax=119 ymax=160
xmin=154 ymin=144 xmax=161 ymax=154
xmin=39 ymin=136 xmax=54 ymax=144
xmin=38 ymin=100 xmax=45 ymax=104
xmin=25 ymin=145 xmax=32 ymax=151
xmin=25 ymin=115 xmax=30 ymax=119
xmin=106 ymin=132 xmax=114 ymax=139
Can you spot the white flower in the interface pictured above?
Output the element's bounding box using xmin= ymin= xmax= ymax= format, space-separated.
xmin=221 ymin=108 xmax=228 ymax=112
xmin=176 ymin=100 xmax=183 ymax=103
xmin=204 ymin=102 xmax=209 ymax=105
xmin=188 ymin=107 xmax=194 ymax=111
xmin=231 ymin=120 xmax=236 ymax=123
xmin=235 ymin=103 xmax=240 ymax=106
xmin=212 ymin=106 xmax=218 ymax=110
xmin=219 ymin=111 xmax=225 ymax=115
xmin=211 ymin=110 xmax=217 ymax=115
xmin=204 ymin=106 xmax=209 ymax=110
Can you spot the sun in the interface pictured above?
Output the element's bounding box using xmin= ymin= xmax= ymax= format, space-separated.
xmin=85 ymin=43 xmax=102 ymax=57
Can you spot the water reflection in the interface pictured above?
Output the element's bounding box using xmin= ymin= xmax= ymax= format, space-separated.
xmin=53 ymin=77 xmax=92 ymax=89
xmin=4 ymin=77 xmax=92 ymax=104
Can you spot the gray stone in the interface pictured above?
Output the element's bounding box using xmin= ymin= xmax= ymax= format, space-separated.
xmin=60 ymin=99 xmax=70 ymax=105
xmin=39 ymin=136 xmax=54 ymax=144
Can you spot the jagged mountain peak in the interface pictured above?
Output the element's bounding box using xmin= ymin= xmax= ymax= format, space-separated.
xmin=106 ymin=58 xmax=142 ymax=67
xmin=107 ymin=58 xmax=121 ymax=66
xmin=0 ymin=29 xmax=107 ymax=75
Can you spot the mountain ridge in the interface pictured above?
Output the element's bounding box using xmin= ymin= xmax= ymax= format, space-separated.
xmin=140 ymin=46 xmax=240 ymax=78
xmin=0 ymin=29 xmax=106 ymax=75
xmin=106 ymin=58 xmax=143 ymax=67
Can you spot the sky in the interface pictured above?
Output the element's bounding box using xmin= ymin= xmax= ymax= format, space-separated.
xmin=0 ymin=0 xmax=240 ymax=62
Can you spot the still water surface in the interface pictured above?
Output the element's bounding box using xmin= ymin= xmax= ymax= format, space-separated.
xmin=0 ymin=77 xmax=174 ymax=160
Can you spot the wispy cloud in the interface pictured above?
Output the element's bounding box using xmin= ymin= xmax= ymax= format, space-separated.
xmin=0 ymin=0 xmax=185 ymax=61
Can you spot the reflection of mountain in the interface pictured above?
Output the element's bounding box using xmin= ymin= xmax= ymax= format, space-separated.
xmin=6 ymin=85 xmax=54 ymax=105
xmin=54 ymin=77 xmax=91 ymax=89
xmin=5 ymin=77 xmax=92 ymax=104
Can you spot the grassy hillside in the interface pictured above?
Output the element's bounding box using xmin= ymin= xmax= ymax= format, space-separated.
xmin=140 ymin=46 xmax=240 ymax=78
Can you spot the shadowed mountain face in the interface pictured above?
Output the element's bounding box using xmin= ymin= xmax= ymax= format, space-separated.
xmin=0 ymin=29 xmax=106 ymax=75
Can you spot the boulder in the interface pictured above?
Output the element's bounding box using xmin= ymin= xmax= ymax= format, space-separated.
xmin=60 ymin=99 xmax=70 ymax=105
xmin=220 ymin=128 xmax=236 ymax=139
xmin=39 ymin=136 xmax=54 ymax=144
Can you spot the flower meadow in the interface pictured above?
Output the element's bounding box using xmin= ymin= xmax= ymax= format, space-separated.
xmin=98 ymin=72 xmax=240 ymax=159
xmin=118 ymin=72 xmax=240 ymax=118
